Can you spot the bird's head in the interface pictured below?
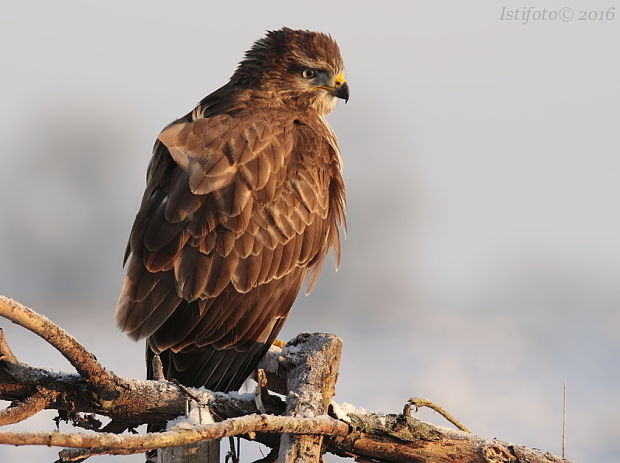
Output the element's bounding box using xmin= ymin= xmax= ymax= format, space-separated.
xmin=231 ymin=28 xmax=349 ymax=115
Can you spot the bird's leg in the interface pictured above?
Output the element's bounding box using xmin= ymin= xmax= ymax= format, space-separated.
xmin=254 ymin=369 xmax=269 ymax=413
xmin=253 ymin=368 xmax=286 ymax=415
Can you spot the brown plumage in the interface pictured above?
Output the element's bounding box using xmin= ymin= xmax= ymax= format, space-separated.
xmin=115 ymin=28 xmax=348 ymax=393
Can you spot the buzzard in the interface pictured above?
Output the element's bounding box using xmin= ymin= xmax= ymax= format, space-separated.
xmin=115 ymin=28 xmax=348 ymax=393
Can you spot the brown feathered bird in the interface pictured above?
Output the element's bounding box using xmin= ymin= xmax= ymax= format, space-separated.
xmin=115 ymin=28 xmax=348 ymax=394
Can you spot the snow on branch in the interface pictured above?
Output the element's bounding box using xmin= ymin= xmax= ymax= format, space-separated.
xmin=0 ymin=296 xmax=570 ymax=463
xmin=0 ymin=296 xmax=117 ymax=398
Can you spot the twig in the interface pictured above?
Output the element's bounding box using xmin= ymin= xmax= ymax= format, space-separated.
xmin=0 ymin=388 xmax=58 ymax=425
xmin=0 ymin=414 xmax=349 ymax=455
xmin=151 ymin=354 xmax=165 ymax=381
xmin=0 ymin=296 xmax=118 ymax=397
xmin=562 ymin=382 xmax=567 ymax=459
xmin=0 ymin=328 xmax=17 ymax=363
xmin=404 ymin=397 xmax=471 ymax=433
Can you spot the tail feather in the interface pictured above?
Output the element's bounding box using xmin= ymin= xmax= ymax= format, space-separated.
xmin=150 ymin=342 xmax=270 ymax=391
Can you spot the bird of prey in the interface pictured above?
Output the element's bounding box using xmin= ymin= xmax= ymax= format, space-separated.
xmin=115 ymin=28 xmax=348 ymax=394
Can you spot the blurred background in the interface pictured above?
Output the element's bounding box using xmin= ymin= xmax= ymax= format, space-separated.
xmin=1 ymin=1 xmax=618 ymax=462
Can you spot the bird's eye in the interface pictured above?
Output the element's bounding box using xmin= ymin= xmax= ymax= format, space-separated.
xmin=302 ymin=69 xmax=316 ymax=79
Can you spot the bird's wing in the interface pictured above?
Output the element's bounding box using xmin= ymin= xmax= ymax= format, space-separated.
xmin=115 ymin=110 xmax=342 ymax=349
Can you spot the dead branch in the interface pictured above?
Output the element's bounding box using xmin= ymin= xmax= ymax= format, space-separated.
xmin=0 ymin=296 xmax=118 ymax=398
xmin=278 ymin=333 xmax=342 ymax=463
xmin=0 ymin=355 xmax=277 ymax=428
xmin=0 ymin=295 xmax=571 ymax=463
xmin=58 ymin=420 xmax=145 ymax=462
xmin=0 ymin=388 xmax=58 ymax=425
xmin=331 ymin=411 xmax=567 ymax=463
xmin=0 ymin=328 xmax=17 ymax=363
xmin=404 ymin=397 xmax=471 ymax=432
xmin=0 ymin=415 xmax=347 ymax=455
xmin=0 ymin=406 xmax=570 ymax=463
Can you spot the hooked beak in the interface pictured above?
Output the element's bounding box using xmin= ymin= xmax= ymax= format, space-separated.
xmin=316 ymin=73 xmax=350 ymax=103
xmin=333 ymin=81 xmax=350 ymax=103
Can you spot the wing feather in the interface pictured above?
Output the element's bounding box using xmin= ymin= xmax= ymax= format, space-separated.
xmin=143 ymin=202 xmax=182 ymax=252
xmin=234 ymin=232 xmax=255 ymax=259
xmin=175 ymin=246 xmax=214 ymax=301
xmin=165 ymin=171 xmax=202 ymax=223
xmin=143 ymin=232 xmax=189 ymax=273
xmin=116 ymin=109 xmax=345 ymax=357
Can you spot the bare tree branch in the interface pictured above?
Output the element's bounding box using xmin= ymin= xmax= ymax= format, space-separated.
xmin=0 ymin=356 xmax=277 ymax=429
xmin=331 ymin=412 xmax=567 ymax=463
xmin=58 ymin=420 xmax=145 ymax=462
xmin=0 ymin=407 xmax=570 ymax=463
xmin=0 ymin=296 xmax=571 ymax=463
xmin=0 ymin=388 xmax=58 ymax=425
xmin=0 ymin=296 xmax=118 ymax=398
xmin=0 ymin=415 xmax=347 ymax=455
xmin=404 ymin=397 xmax=471 ymax=432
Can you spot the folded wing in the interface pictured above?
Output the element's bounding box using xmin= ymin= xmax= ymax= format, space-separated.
xmin=115 ymin=110 xmax=343 ymax=356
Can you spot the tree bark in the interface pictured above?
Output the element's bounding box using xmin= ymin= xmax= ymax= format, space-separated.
xmin=278 ymin=333 xmax=342 ymax=463
xmin=0 ymin=296 xmax=571 ymax=463
xmin=156 ymin=440 xmax=219 ymax=463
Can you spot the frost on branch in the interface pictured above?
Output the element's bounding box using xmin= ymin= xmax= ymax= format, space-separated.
xmin=0 ymin=296 xmax=569 ymax=463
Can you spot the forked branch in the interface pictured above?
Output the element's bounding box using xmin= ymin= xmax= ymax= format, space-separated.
xmin=0 ymin=296 xmax=570 ymax=463
xmin=0 ymin=296 xmax=117 ymax=397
